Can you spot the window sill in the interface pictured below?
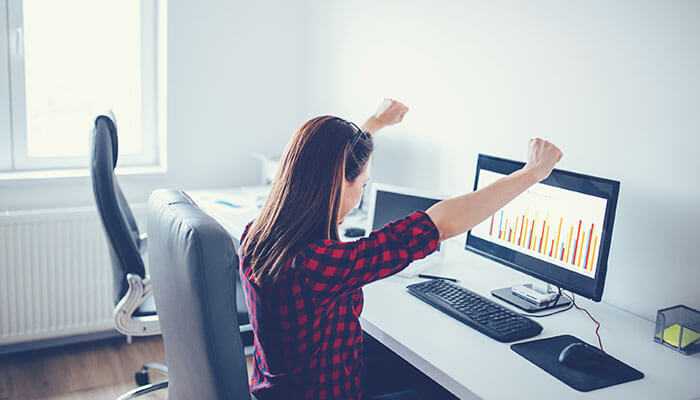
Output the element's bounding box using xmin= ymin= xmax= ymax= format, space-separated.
xmin=0 ymin=165 xmax=167 ymax=183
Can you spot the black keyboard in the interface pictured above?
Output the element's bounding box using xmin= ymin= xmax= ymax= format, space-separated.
xmin=407 ymin=279 xmax=542 ymax=343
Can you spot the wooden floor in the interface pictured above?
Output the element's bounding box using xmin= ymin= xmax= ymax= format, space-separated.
xmin=0 ymin=336 xmax=250 ymax=400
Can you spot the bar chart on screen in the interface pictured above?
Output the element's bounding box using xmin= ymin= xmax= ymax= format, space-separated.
xmin=471 ymin=170 xmax=608 ymax=278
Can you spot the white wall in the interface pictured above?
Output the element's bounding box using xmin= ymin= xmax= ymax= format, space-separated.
xmin=2 ymin=0 xmax=697 ymax=323
xmin=0 ymin=0 xmax=307 ymax=211
xmin=305 ymin=0 xmax=700 ymax=320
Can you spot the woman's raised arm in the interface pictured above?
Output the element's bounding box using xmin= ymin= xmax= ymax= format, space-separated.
xmin=427 ymin=138 xmax=563 ymax=241
xmin=361 ymin=98 xmax=409 ymax=134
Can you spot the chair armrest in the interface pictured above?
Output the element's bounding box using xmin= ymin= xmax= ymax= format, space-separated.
xmin=114 ymin=274 xmax=161 ymax=336
xmin=138 ymin=233 xmax=148 ymax=255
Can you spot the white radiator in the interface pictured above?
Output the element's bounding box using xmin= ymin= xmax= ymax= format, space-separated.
xmin=0 ymin=205 xmax=145 ymax=346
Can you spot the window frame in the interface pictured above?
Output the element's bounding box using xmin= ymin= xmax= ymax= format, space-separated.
xmin=0 ymin=1 xmax=12 ymax=170
xmin=1 ymin=0 xmax=165 ymax=173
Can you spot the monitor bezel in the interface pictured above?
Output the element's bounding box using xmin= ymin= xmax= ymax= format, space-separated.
xmin=465 ymin=154 xmax=620 ymax=302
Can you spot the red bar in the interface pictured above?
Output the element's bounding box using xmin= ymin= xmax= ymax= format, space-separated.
xmin=549 ymin=239 xmax=554 ymax=257
xmin=508 ymin=228 xmax=512 ymax=242
xmin=560 ymin=245 xmax=565 ymax=261
xmin=489 ymin=215 xmax=494 ymax=236
xmin=518 ymin=215 xmax=525 ymax=246
xmin=572 ymin=220 xmax=582 ymax=264
xmin=538 ymin=222 xmax=546 ymax=253
xmin=584 ymin=223 xmax=595 ymax=270
xmin=529 ymin=220 xmax=535 ymax=249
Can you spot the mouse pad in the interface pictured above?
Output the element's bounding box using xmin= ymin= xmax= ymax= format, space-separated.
xmin=511 ymin=335 xmax=644 ymax=392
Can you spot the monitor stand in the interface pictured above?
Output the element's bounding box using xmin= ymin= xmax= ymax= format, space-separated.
xmin=492 ymin=283 xmax=572 ymax=313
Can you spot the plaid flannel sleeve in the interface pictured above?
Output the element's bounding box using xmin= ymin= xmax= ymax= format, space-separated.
xmin=300 ymin=211 xmax=440 ymax=296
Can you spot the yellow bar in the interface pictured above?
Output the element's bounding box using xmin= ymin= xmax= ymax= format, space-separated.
xmin=555 ymin=217 xmax=563 ymax=256
xmin=576 ymin=231 xmax=585 ymax=267
xmin=565 ymin=226 xmax=573 ymax=262
xmin=589 ymin=235 xmax=599 ymax=270
xmin=543 ymin=223 xmax=550 ymax=255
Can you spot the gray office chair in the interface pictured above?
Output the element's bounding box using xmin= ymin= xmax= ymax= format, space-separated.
xmin=145 ymin=189 xmax=252 ymax=400
xmin=90 ymin=114 xmax=168 ymax=396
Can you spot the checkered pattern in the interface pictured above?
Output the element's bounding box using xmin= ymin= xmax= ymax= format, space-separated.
xmin=239 ymin=211 xmax=439 ymax=400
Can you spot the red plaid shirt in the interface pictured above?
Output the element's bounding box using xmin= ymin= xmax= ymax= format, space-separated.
xmin=239 ymin=211 xmax=439 ymax=400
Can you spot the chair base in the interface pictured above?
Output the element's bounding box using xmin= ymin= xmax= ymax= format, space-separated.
xmin=116 ymin=380 xmax=168 ymax=400
xmin=134 ymin=362 xmax=168 ymax=386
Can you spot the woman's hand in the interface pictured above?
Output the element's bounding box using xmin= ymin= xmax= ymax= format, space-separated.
xmin=523 ymin=138 xmax=563 ymax=182
xmin=361 ymin=98 xmax=409 ymax=134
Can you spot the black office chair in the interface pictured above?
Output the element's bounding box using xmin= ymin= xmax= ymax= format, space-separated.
xmin=145 ymin=189 xmax=252 ymax=400
xmin=90 ymin=114 xmax=168 ymax=396
xmin=90 ymin=115 xmax=251 ymax=336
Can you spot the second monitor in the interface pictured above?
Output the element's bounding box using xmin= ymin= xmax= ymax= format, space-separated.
xmin=367 ymin=183 xmax=445 ymax=277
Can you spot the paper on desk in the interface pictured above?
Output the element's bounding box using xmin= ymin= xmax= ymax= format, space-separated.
xmin=197 ymin=193 xmax=257 ymax=214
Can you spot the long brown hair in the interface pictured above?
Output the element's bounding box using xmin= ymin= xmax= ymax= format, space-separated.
xmin=241 ymin=116 xmax=374 ymax=285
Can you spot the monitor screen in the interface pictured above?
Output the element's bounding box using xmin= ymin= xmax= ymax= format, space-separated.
xmin=372 ymin=189 xmax=441 ymax=231
xmin=466 ymin=155 xmax=620 ymax=301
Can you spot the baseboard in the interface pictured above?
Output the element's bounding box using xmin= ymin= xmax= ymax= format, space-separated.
xmin=0 ymin=330 xmax=126 ymax=356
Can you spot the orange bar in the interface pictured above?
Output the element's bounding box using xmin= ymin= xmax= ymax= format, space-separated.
xmin=519 ymin=216 xmax=527 ymax=246
xmin=554 ymin=217 xmax=563 ymax=256
xmin=565 ymin=226 xmax=574 ymax=262
xmin=589 ymin=235 xmax=599 ymax=270
xmin=572 ymin=220 xmax=582 ymax=265
xmin=576 ymin=230 xmax=585 ymax=267
xmin=524 ymin=218 xmax=529 ymax=248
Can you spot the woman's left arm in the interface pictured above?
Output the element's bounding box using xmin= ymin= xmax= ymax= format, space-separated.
xmin=361 ymin=98 xmax=409 ymax=134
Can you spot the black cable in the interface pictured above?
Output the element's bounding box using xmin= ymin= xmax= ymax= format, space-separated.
xmin=562 ymin=292 xmax=605 ymax=352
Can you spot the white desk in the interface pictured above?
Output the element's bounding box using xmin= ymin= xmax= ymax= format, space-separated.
xmin=189 ymin=188 xmax=700 ymax=400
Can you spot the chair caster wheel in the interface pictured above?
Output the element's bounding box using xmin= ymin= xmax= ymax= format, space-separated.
xmin=135 ymin=368 xmax=150 ymax=386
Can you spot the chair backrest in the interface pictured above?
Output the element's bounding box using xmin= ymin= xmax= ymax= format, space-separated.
xmin=147 ymin=189 xmax=250 ymax=400
xmin=90 ymin=115 xmax=146 ymax=303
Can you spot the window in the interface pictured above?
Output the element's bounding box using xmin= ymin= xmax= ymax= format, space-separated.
xmin=0 ymin=0 xmax=166 ymax=173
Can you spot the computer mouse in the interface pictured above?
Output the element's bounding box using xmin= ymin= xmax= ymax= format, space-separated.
xmin=344 ymin=227 xmax=366 ymax=238
xmin=558 ymin=342 xmax=607 ymax=369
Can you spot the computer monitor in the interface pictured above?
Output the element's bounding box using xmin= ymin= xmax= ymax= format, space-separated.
xmin=367 ymin=183 xmax=444 ymax=276
xmin=466 ymin=154 xmax=620 ymax=309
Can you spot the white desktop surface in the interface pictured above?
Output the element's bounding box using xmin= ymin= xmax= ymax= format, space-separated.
xmin=188 ymin=188 xmax=700 ymax=400
xmin=188 ymin=187 xmax=267 ymax=241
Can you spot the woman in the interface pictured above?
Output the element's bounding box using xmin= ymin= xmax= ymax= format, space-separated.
xmin=239 ymin=99 xmax=562 ymax=400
